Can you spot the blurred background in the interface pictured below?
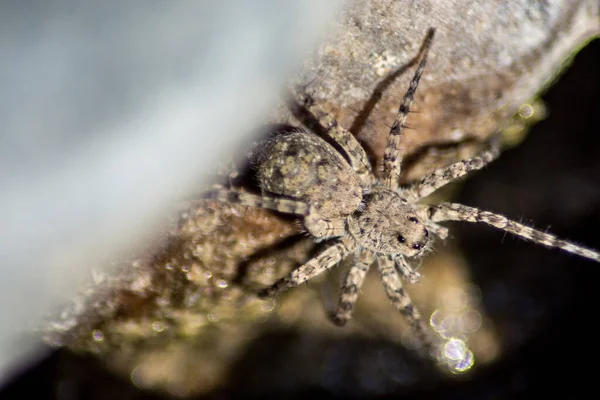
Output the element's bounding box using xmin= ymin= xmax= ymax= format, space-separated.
xmin=1 ymin=39 xmax=598 ymax=400
xmin=0 ymin=0 xmax=342 ymax=383
xmin=1 ymin=1 xmax=598 ymax=398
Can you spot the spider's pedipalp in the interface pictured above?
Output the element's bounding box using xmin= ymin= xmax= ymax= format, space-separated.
xmin=425 ymin=221 xmax=449 ymax=240
xmin=382 ymin=28 xmax=435 ymax=190
xmin=304 ymin=210 xmax=346 ymax=239
xmin=377 ymin=257 xmax=434 ymax=350
xmin=428 ymin=203 xmax=600 ymax=263
xmin=331 ymin=250 xmax=374 ymax=326
xmin=395 ymin=256 xmax=421 ymax=284
xmin=294 ymin=89 xmax=376 ymax=187
xmin=406 ymin=145 xmax=500 ymax=201
xmin=258 ymin=236 xmax=356 ymax=298
xmin=204 ymin=188 xmax=308 ymax=215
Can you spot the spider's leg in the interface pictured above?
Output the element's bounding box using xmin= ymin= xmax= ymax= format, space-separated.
xmin=382 ymin=28 xmax=435 ymax=190
xmin=396 ymin=256 xmax=421 ymax=284
xmin=331 ymin=250 xmax=374 ymax=326
xmin=377 ymin=256 xmax=435 ymax=351
xmin=425 ymin=222 xmax=449 ymax=240
xmin=259 ymin=236 xmax=356 ymax=298
xmin=204 ymin=189 xmax=346 ymax=239
xmin=294 ymin=88 xmax=376 ymax=187
xmin=304 ymin=212 xmax=347 ymax=239
xmin=405 ymin=146 xmax=500 ymax=201
xmin=426 ymin=203 xmax=600 ymax=263
xmin=204 ymin=188 xmax=308 ymax=215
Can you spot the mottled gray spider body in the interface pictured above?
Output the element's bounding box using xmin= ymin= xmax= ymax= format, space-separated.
xmin=205 ymin=28 xmax=600 ymax=351
xmin=256 ymin=130 xmax=363 ymax=239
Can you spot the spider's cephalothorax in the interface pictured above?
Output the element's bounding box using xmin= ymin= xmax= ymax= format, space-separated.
xmin=204 ymin=27 xmax=600 ymax=351
xmin=348 ymin=187 xmax=429 ymax=258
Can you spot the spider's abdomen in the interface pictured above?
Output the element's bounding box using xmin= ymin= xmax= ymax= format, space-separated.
xmin=256 ymin=130 xmax=362 ymax=219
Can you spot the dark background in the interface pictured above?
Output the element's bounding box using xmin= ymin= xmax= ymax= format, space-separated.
xmin=2 ymin=40 xmax=598 ymax=399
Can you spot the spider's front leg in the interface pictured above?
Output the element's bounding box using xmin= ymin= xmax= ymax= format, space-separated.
xmin=405 ymin=144 xmax=500 ymax=201
xmin=377 ymin=256 xmax=436 ymax=351
xmin=425 ymin=203 xmax=600 ymax=263
xmin=258 ymin=236 xmax=357 ymax=298
xmin=331 ymin=250 xmax=374 ymax=326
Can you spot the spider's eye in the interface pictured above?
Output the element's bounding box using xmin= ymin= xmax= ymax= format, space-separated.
xmin=424 ymin=229 xmax=429 ymax=238
xmin=397 ymin=234 xmax=406 ymax=243
xmin=412 ymin=243 xmax=422 ymax=250
xmin=409 ymin=217 xmax=419 ymax=224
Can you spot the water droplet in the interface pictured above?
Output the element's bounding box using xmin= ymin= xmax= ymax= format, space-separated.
xmin=92 ymin=329 xmax=104 ymax=342
xmin=449 ymin=350 xmax=475 ymax=373
xmin=152 ymin=321 xmax=165 ymax=332
xmin=430 ymin=309 xmax=445 ymax=332
xmin=261 ymin=299 xmax=275 ymax=312
xmin=156 ymin=297 xmax=170 ymax=307
xmin=130 ymin=366 xmax=145 ymax=388
xmin=443 ymin=338 xmax=467 ymax=361
xmin=518 ymin=103 xmax=534 ymax=119
xmin=216 ymin=279 xmax=228 ymax=288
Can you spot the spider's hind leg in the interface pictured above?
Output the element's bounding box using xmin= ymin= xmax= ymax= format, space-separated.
xmin=292 ymin=87 xmax=376 ymax=187
xmin=203 ymin=188 xmax=309 ymax=215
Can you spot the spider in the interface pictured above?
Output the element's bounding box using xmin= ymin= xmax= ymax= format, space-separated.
xmin=204 ymin=28 xmax=600 ymax=350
